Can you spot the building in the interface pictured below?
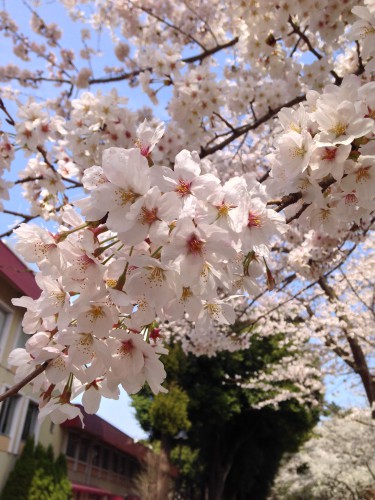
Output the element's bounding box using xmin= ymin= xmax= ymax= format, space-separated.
xmin=0 ymin=240 xmax=57 ymax=491
xmin=0 ymin=241 xmax=174 ymax=499
xmin=62 ymin=408 xmax=147 ymax=499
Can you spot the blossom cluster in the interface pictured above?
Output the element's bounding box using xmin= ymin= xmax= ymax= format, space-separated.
xmin=8 ymin=120 xmax=286 ymax=423
xmin=0 ymin=118 xmax=13 ymax=210
xmin=271 ymin=408 xmax=375 ymax=498
xmin=269 ymin=75 xmax=374 ymax=234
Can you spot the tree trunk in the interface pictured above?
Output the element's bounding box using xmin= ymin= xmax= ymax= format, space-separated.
xmin=207 ymin=433 xmax=241 ymax=500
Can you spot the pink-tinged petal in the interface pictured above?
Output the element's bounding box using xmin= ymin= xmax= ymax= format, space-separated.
xmin=102 ymin=147 xmax=150 ymax=194
xmin=82 ymin=386 xmax=101 ymax=414
xmin=45 ymin=355 xmax=70 ymax=384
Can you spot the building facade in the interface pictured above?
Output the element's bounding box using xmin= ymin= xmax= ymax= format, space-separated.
xmin=62 ymin=409 xmax=147 ymax=499
xmin=0 ymin=242 xmax=170 ymax=500
xmin=0 ymin=241 xmax=63 ymax=492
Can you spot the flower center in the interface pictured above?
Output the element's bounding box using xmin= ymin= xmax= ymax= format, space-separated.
xmin=175 ymin=179 xmax=192 ymax=197
xmin=148 ymin=267 xmax=164 ymax=283
xmin=248 ymin=212 xmax=263 ymax=228
xmin=50 ymin=292 xmax=66 ymax=306
xmin=88 ymin=305 xmax=105 ymax=322
xmin=77 ymin=334 xmax=93 ymax=354
xmin=355 ymin=166 xmax=371 ymax=184
xmin=319 ymin=208 xmax=330 ymax=222
xmin=290 ymin=146 xmax=307 ymax=158
xmin=77 ymin=254 xmax=95 ymax=271
xmin=216 ymin=202 xmax=236 ymax=218
xmin=365 ymin=107 xmax=375 ymax=120
xmin=205 ymin=303 xmax=221 ymax=320
xmin=329 ymin=121 xmax=347 ymax=138
xmin=140 ymin=206 xmax=159 ymax=225
xmin=119 ymin=339 xmax=134 ymax=356
xmin=115 ymin=188 xmax=137 ymax=206
xmin=345 ymin=192 xmax=358 ymax=206
xmin=187 ymin=234 xmax=205 ymax=255
xmin=181 ymin=287 xmax=193 ymax=302
xmin=322 ymin=147 xmax=337 ymax=161
xmin=290 ymin=123 xmax=301 ymax=133
xmin=361 ymin=26 xmax=375 ymax=38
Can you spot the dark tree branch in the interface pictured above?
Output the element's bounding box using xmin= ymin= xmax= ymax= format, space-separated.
xmin=183 ymin=36 xmax=239 ymax=64
xmin=0 ymin=362 xmax=49 ymax=403
xmin=288 ymin=18 xmax=342 ymax=85
xmin=3 ymin=209 xmax=34 ymax=221
xmin=88 ymin=37 xmax=239 ymax=86
xmin=0 ymin=98 xmax=15 ymax=126
xmin=200 ymin=94 xmax=306 ymax=158
xmin=89 ymin=67 xmax=149 ymax=85
xmin=15 ymin=175 xmax=43 ymax=184
xmin=213 ymin=111 xmax=235 ymax=131
xmin=318 ymin=276 xmax=375 ymax=415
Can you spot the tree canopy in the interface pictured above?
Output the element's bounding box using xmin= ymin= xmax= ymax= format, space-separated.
xmin=0 ymin=0 xmax=373 ymax=428
xmin=132 ymin=340 xmax=321 ymax=499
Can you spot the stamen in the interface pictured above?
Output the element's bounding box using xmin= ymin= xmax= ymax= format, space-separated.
xmin=187 ymin=234 xmax=205 ymax=255
xmin=175 ymin=179 xmax=192 ymax=197
xmin=248 ymin=212 xmax=263 ymax=228
xmin=329 ymin=122 xmax=347 ymax=138
xmin=355 ymin=166 xmax=371 ymax=184
xmin=322 ymin=147 xmax=337 ymax=161
xmin=139 ymin=206 xmax=159 ymax=225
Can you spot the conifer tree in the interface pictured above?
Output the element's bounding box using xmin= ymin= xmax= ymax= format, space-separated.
xmin=1 ymin=439 xmax=72 ymax=500
xmin=0 ymin=437 xmax=36 ymax=500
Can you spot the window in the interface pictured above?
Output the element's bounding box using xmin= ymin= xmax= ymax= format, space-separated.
xmin=0 ymin=307 xmax=8 ymax=342
xmin=112 ymin=452 xmax=119 ymax=474
xmin=78 ymin=437 xmax=89 ymax=462
xmin=66 ymin=432 xmax=80 ymax=458
xmin=129 ymin=459 xmax=139 ymax=478
xmin=92 ymin=444 xmax=101 ymax=467
xmin=21 ymin=401 xmax=38 ymax=440
xmin=101 ymin=447 xmax=110 ymax=470
xmin=120 ymin=455 xmax=129 ymax=476
xmin=0 ymin=396 xmax=19 ymax=436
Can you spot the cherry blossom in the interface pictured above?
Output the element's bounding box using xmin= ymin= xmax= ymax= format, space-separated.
xmin=0 ymin=0 xmax=373 ymax=425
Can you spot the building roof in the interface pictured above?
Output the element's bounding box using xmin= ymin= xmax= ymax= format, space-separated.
xmin=0 ymin=241 xmax=40 ymax=299
xmin=61 ymin=406 xmax=150 ymax=462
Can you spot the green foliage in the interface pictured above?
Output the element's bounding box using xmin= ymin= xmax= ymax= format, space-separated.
xmin=149 ymin=384 xmax=191 ymax=437
xmin=170 ymin=445 xmax=201 ymax=482
xmin=0 ymin=437 xmax=36 ymax=500
xmin=132 ymin=339 xmax=322 ymax=500
xmin=0 ymin=439 xmax=72 ymax=500
xmin=54 ymin=454 xmax=68 ymax=481
xmin=29 ymin=469 xmax=72 ymax=500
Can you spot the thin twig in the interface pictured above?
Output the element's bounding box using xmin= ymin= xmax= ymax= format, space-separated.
xmin=288 ymin=17 xmax=342 ymax=84
xmin=129 ymin=1 xmax=207 ymax=50
xmin=0 ymin=98 xmax=15 ymax=126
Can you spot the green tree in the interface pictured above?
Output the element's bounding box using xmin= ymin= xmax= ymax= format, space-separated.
xmin=0 ymin=437 xmax=36 ymax=500
xmin=132 ymin=336 xmax=321 ymax=500
xmin=1 ymin=439 xmax=72 ymax=500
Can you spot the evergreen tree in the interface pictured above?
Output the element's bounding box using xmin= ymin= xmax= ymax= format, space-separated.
xmin=1 ymin=439 xmax=72 ymax=500
xmin=0 ymin=437 xmax=36 ymax=500
xmin=132 ymin=339 xmax=322 ymax=500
